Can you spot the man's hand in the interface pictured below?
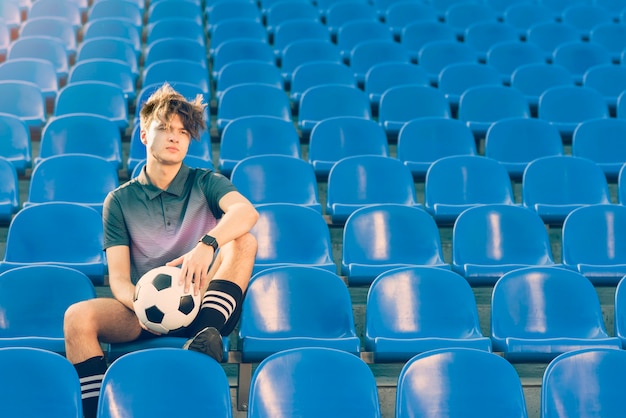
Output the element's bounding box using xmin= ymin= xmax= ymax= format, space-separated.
xmin=166 ymin=243 xmax=214 ymax=295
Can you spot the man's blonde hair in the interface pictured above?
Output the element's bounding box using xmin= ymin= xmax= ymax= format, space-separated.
xmin=139 ymin=83 xmax=207 ymax=140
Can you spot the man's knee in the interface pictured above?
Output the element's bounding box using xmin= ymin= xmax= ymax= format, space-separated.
xmin=223 ymin=232 xmax=257 ymax=259
xmin=64 ymin=300 xmax=97 ymax=336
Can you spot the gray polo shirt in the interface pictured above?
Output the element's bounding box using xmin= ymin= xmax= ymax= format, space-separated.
xmin=103 ymin=164 xmax=237 ymax=283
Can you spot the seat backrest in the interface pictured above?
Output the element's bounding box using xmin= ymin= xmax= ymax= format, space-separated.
xmin=148 ymin=0 xmax=204 ymax=25
xmin=364 ymin=61 xmax=429 ymax=106
xmin=230 ymin=155 xmax=321 ymax=211
xmin=335 ymin=19 xmax=393 ymax=58
xmin=452 ymin=204 xmax=555 ymax=279
xmin=400 ymin=20 xmax=456 ymax=59
xmin=280 ymin=39 xmax=342 ymax=82
xmin=538 ymin=85 xmax=610 ymax=126
xmin=54 ymin=81 xmax=128 ymax=131
xmin=81 ymin=17 xmax=141 ymax=54
xmin=272 ymin=18 xmax=329 ymax=55
xmin=0 ymin=265 xmax=95 ymax=339
xmin=397 ymin=116 xmax=477 ymax=179
xmin=76 ymin=37 xmax=139 ymax=77
xmin=396 ymin=348 xmax=528 ymax=418
xmin=589 ymin=22 xmax=626 ymax=62
xmin=0 ymin=347 xmax=82 ymax=418
xmin=211 ymin=38 xmax=275 ymax=77
xmin=0 ymin=80 xmax=46 ymax=128
xmin=26 ymin=154 xmax=119 ymax=210
xmin=464 ymin=21 xmax=520 ymax=61
xmin=0 ymin=58 xmax=59 ymax=96
xmin=552 ymin=40 xmax=612 ymax=82
xmin=385 ymin=1 xmax=438 ymax=38
xmin=39 ymin=113 xmax=122 ymax=168
xmin=144 ymin=37 xmax=208 ymax=69
xmin=437 ymin=62 xmax=502 ymax=106
xmin=239 ymin=265 xmax=358 ymax=343
xmin=510 ymin=62 xmax=574 ymax=110
xmin=417 ymin=39 xmax=477 ymax=83
xmin=250 ymin=203 xmax=334 ymax=273
xmin=561 ymin=4 xmax=613 ymax=38
xmin=308 ymin=116 xmax=389 ymax=178
xmin=573 ymin=118 xmax=626 ymax=180
xmin=68 ymin=58 xmax=136 ymax=101
xmin=365 ymin=266 xmax=486 ymax=349
xmin=522 ymin=155 xmax=611 ymax=223
xmin=444 ymin=1 xmax=498 ymax=37
xmin=614 ymin=276 xmax=626 ymax=347
xmin=215 ymin=60 xmax=283 ymax=100
xmin=1 ymin=202 xmax=106 ymax=279
xmin=561 ymin=204 xmax=626 ymax=271
xmin=98 ymin=348 xmax=232 ymax=418
xmin=542 ymin=348 xmax=626 ymax=418
xmin=298 ymin=84 xmax=371 ymax=135
xmin=87 ymin=0 xmax=143 ymax=31
xmin=325 ymin=0 xmax=378 ymax=35
xmin=582 ymin=64 xmax=626 ymax=107
xmin=265 ymin=1 xmax=321 ymax=34
xmin=248 ymin=347 xmax=381 ymax=418
xmin=8 ymin=35 xmax=69 ymax=82
xmin=290 ymin=60 xmax=357 ymax=104
xmin=147 ymin=17 xmax=206 ymax=46
xmin=424 ymin=155 xmax=514 ymax=223
xmin=526 ymin=21 xmax=580 ymax=60
xmin=491 ymin=266 xmax=612 ymax=352
xmin=142 ymin=59 xmax=210 ymax=93
xmin=217 ymin=83 xmax=292 ymax=133
xmin=485 ymin=40 xmax=546 ymax=83
xmin=484 ymin=117 xmax=564 ymax=179
xmin=502 ymin=2 xmax=554 ymax=37
xmin=327 ymin=155 xmax=419 ymax=223
xmin=218 ymin=115 xmax=300 ymax=176
xmin=342 ymin=204 xmax=447 ymax=280
xmin=0 ymin=156 xmax=18 ymax=221
xmin=206 ymin=0 xmax=261 ymax=26
xmin=209 ymin=17 xmax=268 ymax=57
xmin=0 ymin=113 xmax=32 ymax=176
xmin=19 ymin=16 xmax=77 ymax=56
xmin=348 ymin=39 xmax=412 ymax=84
xmin=457 ymin=85 xmax=530 ymax=134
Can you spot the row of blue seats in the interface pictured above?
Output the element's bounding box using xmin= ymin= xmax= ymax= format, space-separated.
xmin=2 ymin=200 xmax=626 ymax=287
xmin=5 ymin=344 xmax=625 ymax=417
xmin=2 ymin=263 xmax=626 ymax=364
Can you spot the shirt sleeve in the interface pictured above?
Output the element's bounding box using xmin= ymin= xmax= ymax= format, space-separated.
xmin=198 ymin=169 xmax=238 ymax=218
xmin=102 ymin=190 xmax=130 ymax=249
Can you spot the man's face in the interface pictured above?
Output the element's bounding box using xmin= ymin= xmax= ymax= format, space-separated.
xmin=141 ymin=113 xmax=191 ymax=165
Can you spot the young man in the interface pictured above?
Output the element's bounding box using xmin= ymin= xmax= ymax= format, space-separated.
xmin=64 ymin=83 xmax=259 ymax=418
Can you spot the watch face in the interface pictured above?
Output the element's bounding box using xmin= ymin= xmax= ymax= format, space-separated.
xmin=202 ymin=235 xmax=217 ymax=249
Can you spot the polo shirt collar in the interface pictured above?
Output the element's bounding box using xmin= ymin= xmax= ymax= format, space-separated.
xmin=137 ymin=164 xmax=190 ymax=199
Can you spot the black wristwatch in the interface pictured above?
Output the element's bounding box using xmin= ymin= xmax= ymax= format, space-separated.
xmin=199 ymin=234 xmax=219 ymax=251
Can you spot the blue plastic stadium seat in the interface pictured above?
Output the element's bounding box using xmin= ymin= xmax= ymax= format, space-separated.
xmin=279 ymin=39 xmax=342 ymax=85
xmin=363 ymin=62 xmax=429 ymax=113
xmin=525 ymin=21 xmax=580 ymax=61
xmin=538 ymin=85 xmax=610 ymax=143
xmin=378 ymin=85 xmax=451 ymax=139
xmin=98 ymin=349 xmax=232 ymax=417
xmin=464 ymin=21 xmax=520 ymax=63
xmin=215 ymin=60 xmax=283 ymax=101
xmin=54 ymin=81 xmax=129 ymax=133
xmin=142 ymin=59 xmax=210 ymax=96
xmin=38 ymin=113 xmax=122 ymax=170
xmin=510 ymin=62 xmax=574 ymax=115
xmin=81 ymin=18 xmax=141 ymax=57
xmin=502 ymin=2 xmax=554 ymax=39
xmin=384 ymin=1 xmax=438 ymax=40
xmin=218 ymin=115 xmax=300 ymax=176
xmin=589 ymin=22 xmax=626 ymax=63
xmin=265 ymin=1 xmax=320 ymax=37
xmin=250 ymin=203 xmax=336 ymax=275
xmin=0 ymin=156 xmax=18 ymax=224
xmin=0 ymin=58 xmax=59 ymax=112
xmin=146 ymin=17 xmax=206 ymax=46
xmin=68 ymin=58 xmax=136 ymax=104
xmin=417 ymin=40 xmax=478 ymax=84
xmin=491 ymin=266 xmax=621 ymax=362
xmin=0 ymin=202 xmax=107 ymax=284
xmin=452 ymin=204 xmax=556 ymax=285
xmin=206 ymin=0 xmax=261 ymax=26
xmin=551 ymin=40 xmax=612 ymax=84
xmin=342 ymin=204 xmax=449 ymax=285
xmin=444 ymin=1 xmax=498 ymax=39
xmin=425 ymin=155 xmax=516 ymax=225
xmin=325 ymin=1 xmax=378 ymax=39
xmin=298 ymin=84 xmax=371 ymax=138
xmin=87 ymin=0 xmax=143 ymax=32
xmin=308 ymin=116 xmax=389 ymax=178
xmin=19 ymin=16 xmax=77 ymax=61
xmin=522 ymin=155 xmax=610 ymax=225
xmin=144 ymin=37 xmax=208 ymax=70
xmin=335 ymin=19 xmax=393 ymax=62
xmin=484 ymin=117 xmax=564 ymax=180
xmin=561 ymin=4 xmax=613 ymax=39
xmin=230 ymin=155 xmax=322 ymax=212
xmin=208 ymin=18 xmax=268 ymax=59
xmin=0 ymin=347 xmax=82 ymax=418
xmin=542 ymin=348 xmax=626 ymax=418
xmin=149 ymin=0 xmax=204 ymax=26
xmin=457 ymin=85 xmax=531 ymax=140
xmin=0 ymin=1 xmax=22 ymax=38
xmin=24 ymin=154 xmax=119 ymax=213
xmin=582 ymin=64 xmax=626 ymax=115
xmin=400 ymin=21 xmax=457 ymax=62
xmin=0 ymin=80 xmax=46 ymax=137
xmin=217 ymin=84 xmax=291 ymax=134
xmin=76 ymin=37 xmax=139 ymax=81
xmin=396 ymin=117 xmax=477 ymax=181
xmin=289 ymin=61 xmax=356 ymax=108
xmin=437 ymin=62 xmax=502 ymax=115
xmin=614 ymin=276 xmax=626 ymax=347
xmin=211 ymin=38 xmax=275 ymax=78
xmin=0 ymin=265 xmax=95 ymax=354
xmin=348 ymin=39 xmax=412 ymax=87
xmin=561 ymin=204 xmax=626 ymax=285
xmin=327 ymin=155 xmax=421 ymax=224
xmin=247 ymin=347 xmax=381 ymax=418
xmin=7 ymin=35 xmax=70 ymax=85
xmin=0 ymin=113 xmax=32 ymax=176
xmin=485 ymin=40 xmax=546 ymax=84
xmin=272 ymin=18 xmax=329 ymax=59
xmin=572 ymin=118 xmax=626 ymax=181
xmin=239 ymin=266 xmax=360 ymax=362
xmin=396 ymin=348 xmax=528 ymax=418
xmin=366 ymin=267 xmax=492 ymax=362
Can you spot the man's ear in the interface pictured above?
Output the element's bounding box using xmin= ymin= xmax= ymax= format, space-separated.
xmin=140 ymin=128 xmax=147 ymax=145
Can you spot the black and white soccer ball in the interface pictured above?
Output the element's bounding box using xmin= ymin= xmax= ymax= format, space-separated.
xmin=133 ymin=266 xmax=201 ymax=334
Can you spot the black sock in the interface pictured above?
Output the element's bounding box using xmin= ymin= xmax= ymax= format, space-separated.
xmin=189 ymin=279 xmax=243 ymax=337
xmin=74 ymin=356 xmax=107 ymax=418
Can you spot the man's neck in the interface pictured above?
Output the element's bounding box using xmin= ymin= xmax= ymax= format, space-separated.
xmin=145 ymin=162 xmax=181 ymax=190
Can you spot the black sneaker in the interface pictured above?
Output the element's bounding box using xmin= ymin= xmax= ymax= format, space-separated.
xmin=183 ymin=327 xmax=223 ymax=362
